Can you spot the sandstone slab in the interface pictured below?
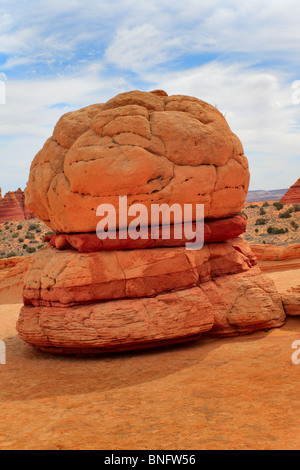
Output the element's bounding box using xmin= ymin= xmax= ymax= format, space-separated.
xmin=44 ymin=214 xmax=247 ymax=252
xmin=17 ymin=266 xmax=285 ymax=353
xmin=23 ymin=238 xmax=256 ymax=307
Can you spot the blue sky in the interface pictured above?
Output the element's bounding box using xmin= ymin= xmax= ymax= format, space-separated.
xmin=0 ymin=0 xmax=299 ymax=195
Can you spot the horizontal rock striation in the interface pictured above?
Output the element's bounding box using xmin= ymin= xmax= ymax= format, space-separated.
xmin=44 ymin=214 xmax=247 ymax=252
xmin=280 ymin=178 xmax=300 ymax=204
xmin=17 ymin=264 xmax=285 ymax=353
xmin=0 ymin=188 xmax=35 ymax=223
xmin=23 ymin=238 xmax=256 ymax=307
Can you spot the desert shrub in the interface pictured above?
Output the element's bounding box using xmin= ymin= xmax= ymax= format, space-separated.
xmin=37 ymin=244 xmax=44 ymax=249
xmin=267 ymin=226 xmax=288 ymax=234
xmin=249 ymin=204 xmax=259 ymax=209
xmin=293 ymin=204 xmax=300 ymax=212
xmin=291 ymin=221 xmax=299 ymax=230
xmin=279 ymin=210 xmax=292 ymax=218
xmin=28 ymin=223 xmax=38 ymax=231
xmin=4 ymin=226 xmax=9 ymax=230
xmin=26 ymin=247 xmax=36 ymax=253
xmin=45 ymin=231 xmax=55 ymax=236
xmin=18 ymin=237 xmax=24 ymax=242
xmin=255 ymin=228 xmax=259 ymax=233
xmin=255 ymin=218 xmax=267 ymax=225
xmin=36 ymin=227 xmax=41 ymax=233
xmin=12 ymin=232 xmax=18 ymax=238
xmin=6 ymin=251 xmax=17 ymax=258
xmin=25 ymin=232 xmax=35 ymax=240
xmin=29 ymin=240 xmax=38 ymax=244
xmin=22 ymin=244 xmax=28 ymax=249
xmin=262 ymin=202 xmax=270 ymax=207
xmin=17 ymin=224 xmax=23 ymax=230
xmin=240 ymin=211 xmax=248 ymax=220
xmin=4 ymin=221 xmax=9 ymax=225
xmin=259 ymin=207 xmax=266 ymax=215
xmin=263 ymin=240 xmax=266 ymax=244
xmin=273 ymin=202 xmax=283 ymax=210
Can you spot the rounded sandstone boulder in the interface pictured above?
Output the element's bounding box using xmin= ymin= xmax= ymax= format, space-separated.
xmin=25 ymin=90 xmax=250 ymax=233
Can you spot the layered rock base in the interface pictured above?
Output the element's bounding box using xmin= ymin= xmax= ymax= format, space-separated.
xmin=17 ymin=238 xmax=285 ymax=354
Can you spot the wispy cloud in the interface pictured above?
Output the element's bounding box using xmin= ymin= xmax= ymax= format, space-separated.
xmin=0 ymin=0 xmax=299 ymax=194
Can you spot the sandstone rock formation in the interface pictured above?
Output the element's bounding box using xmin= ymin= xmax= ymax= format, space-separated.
xmin=0 ymin=188 xmax=35 ymax=223
xmin=17 ymin=239 xmax=285 ymax=353
xmin=250 ymin=243 xmax=300 ymax=277
xmin=267 ymin=269 xmax=300 ymax=316
xmin=17 ymin=90 xmax=285 ymax=354
xmin=0 ymin=256 xmax=31 ymax=304
xmin=280 ymin=178 xmax=300 ymax=204
xmin=251 ymin=243 xmax=300 ymax=316
xmin=25 ymin=90 xmax=250 ymax=233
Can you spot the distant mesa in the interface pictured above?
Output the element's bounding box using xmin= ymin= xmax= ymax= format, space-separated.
xmin=280 ymin=178 xmax=300 ymax=204
xmin=0 ymin=188 xmax=35 ymax=223
xmin=246 ymin=188 xmax=288 ymax=203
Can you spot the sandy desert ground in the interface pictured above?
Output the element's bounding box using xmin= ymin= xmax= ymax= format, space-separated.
xmin=0 ymin=207 xmax=299 ymax=449
xmin=0 ymin=292 xmax=300 ymax=450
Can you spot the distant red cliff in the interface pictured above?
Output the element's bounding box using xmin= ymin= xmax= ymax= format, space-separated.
xmin=280 ymin=178 xmax=300 ymax=204
xmin=0 ymin=188 xmax=35 ymax=223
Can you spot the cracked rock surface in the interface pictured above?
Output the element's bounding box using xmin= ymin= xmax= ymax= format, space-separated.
xmin=25 ymin=90 xmax=250 ymax=233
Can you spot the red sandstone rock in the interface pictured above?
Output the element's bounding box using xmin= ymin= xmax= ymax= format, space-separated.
xmin=250 ymin=243 xmax=300 ymax=261
xmin=16 ymin=89 xmax=286 ymax=355
xmin=43 ymin=214 xmax=247 ymax=252
xmin=280 ymin=178 xmax=300 ymax=204
xmin=266 ymin=269 xmax=300 ymax=316
xmin=25 ymin=90 xmax=250 ymax=233
xmin=203 ymin=266 xmax=285 ymax=336
xmin=0 ymin=256 xmax=31 ymax=304
xmin=17 ymin=265 xmax=285 ymax=353
xmin=0 ymin=188 xmax=35 ymax=223
xmin=17 ymin=288 xmax=215 ymax=353
xmin=22 ymin=238 xmax=256 ymax=308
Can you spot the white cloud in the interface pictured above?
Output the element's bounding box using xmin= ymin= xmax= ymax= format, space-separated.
xmin=105 ymin=24 xmax=181 ymax=73
xmin=0 ymin=0 xmax=299 ymax=194
xmin=146 ymin=61 xmax=300 ymax=190
xmin=0 ymin=65 xmax=135 ymax=194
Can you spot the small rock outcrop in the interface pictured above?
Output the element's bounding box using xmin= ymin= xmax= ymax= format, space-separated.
xmin=251 ymin=243 xmax=300 ymax=316
xmin=0 ymin=256 xmax=31 ymax=304
xmin=280 ymin=178 xmax=300 ymax=204
xmin=0 ymin=188 xmax=35 ymax=223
